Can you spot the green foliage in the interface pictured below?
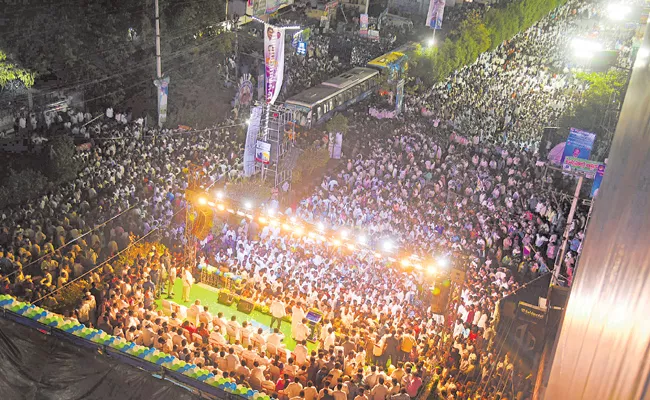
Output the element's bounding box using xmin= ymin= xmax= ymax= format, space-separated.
xmin=292 ymin=147 xmax=330 ymax=188
xmin=50 ymin=279 xmax=89 ymax=314
xmin=559 ymin=70 xmax=627 ymax=159
xmin=325 ymin=113 xmax=349 ymax=134
xmin=0 ymin=51 xmax=35 ymax=87
xmin=410 ymin=0 xmax=567 ymax=85
xmin=115 ymin=241 xmax=168 ymax=275
xmin=0 ymin=0 xmax=228 ymax=108
xmin=0 ymin=169 xmax=50 ymax=209
xmin=225 ymin=179 xmax=273 ymax=205
xmin=46 ymin=135 xmax=79 ymax=183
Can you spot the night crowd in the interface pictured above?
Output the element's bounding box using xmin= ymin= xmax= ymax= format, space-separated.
xmin=0 ymin=0 xmax=628 ymax=399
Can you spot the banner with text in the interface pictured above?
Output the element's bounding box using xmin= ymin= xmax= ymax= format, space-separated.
xmin=591 ymin=163 xmax=606 ymax=198
xmin=244 ymin=106 xmax=263 ymax=176
xmin=360 ymin=13 xmax=369 ymax=36
xmin=264 ymin=24 xmax=285 ymax=104
xmin=562 ymin=157 xmax=604 ymax=178
xmin=395 ymin=79 xmax=405 ymax=114
xmin=154 ymin=76 xmax=170 ymax=128
xmin=562 ymin=127 xmax=595 ymax=165
xmin=255 ymin=140 xmax=271 ymax=164
xmin=426 ymin=0 xmax=446 ymax=29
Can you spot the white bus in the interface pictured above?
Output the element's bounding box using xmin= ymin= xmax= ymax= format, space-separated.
xmin=284 ymin=67 xmax=379 ymax=127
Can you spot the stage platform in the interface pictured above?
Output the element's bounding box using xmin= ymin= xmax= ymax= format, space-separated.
xmin=155 ymin=279 xmax=316 ymax=352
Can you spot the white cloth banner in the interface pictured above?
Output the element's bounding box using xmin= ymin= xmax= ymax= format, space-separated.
xmin=244 ymin=106 xmax=263 ymax=176
xmin=264 ymin=24 xmax=285 ymax=104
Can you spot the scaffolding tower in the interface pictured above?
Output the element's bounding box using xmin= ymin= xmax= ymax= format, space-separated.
xmin=183 ymin=163 xmax=203 ymax=271
xmin=255 ymin=103 xmax=300 ymax=189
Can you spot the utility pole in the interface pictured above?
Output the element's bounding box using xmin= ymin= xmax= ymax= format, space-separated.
xmin=153 ymin=0 xmax=169 ymax=128
xmin=155 ymin=0 xmax=162 ymax=79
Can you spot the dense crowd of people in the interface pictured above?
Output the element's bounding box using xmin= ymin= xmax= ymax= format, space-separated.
xmin=0 ymin=0 xmax=630 ymax=399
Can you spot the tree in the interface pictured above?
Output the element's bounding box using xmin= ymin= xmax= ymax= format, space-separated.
xmin=0 ymin=168 xmax=50 ymax=209
xmin=225 ymin=179 xmax=273 ymax=205
xmin=46 ymin=135 xmax=79 ymax=183
xmin=325 ymin=113 xmax=349 ymax=134
xmin=0 ymin=51 xmax=35 ymax=87
xmin=292 ymin=147 xmax=330 ymax=188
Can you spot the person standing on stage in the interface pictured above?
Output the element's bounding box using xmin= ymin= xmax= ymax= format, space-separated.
xmin=182 ymin=266 xmax=194 ymax=302
xmin=291 ymin=301 xmax=307 ymax=340
xmin=167 ymin=263 xmax=177 ymax=299
xmin=270 ymin=298 xmax=286 ymax=330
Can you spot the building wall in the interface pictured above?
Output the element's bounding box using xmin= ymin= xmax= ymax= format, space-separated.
xmin=544 ymin=20 xmax=650 ymax=400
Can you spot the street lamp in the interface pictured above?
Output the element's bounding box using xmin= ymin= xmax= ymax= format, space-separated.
xmin=427 ymin=37 xmax=435 ymax=47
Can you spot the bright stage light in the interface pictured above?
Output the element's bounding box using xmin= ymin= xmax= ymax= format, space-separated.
xmin=606 ymin=4 xmax=631 ymax=20
xmin=198 ymin=197 xmax=207 ymax=205
xmin=282 ymin=223 xmax=292 ymax=231
xmin=340 ymin=229 xmax=349 ymax=239
xmin=374 ymin=252 xmax=382 ymax=259
xmin=244 ymin=201 xmax=253 ymax=210
xmin=382 ymin=240 xmax=394 ymax=252
xmin=294 ymin=226 xmax=304 ymax=236
xmin=333 ymin=239 xmax=342 ymax=246
xmin=216 ymin=190 xmax=224 ymax=199
xmin=207 ymin=201 xmax=215 ymax=207
xmin=427 ymin=38 xmax=435 ymax=47
xmin=400 ymin=259 xmax=411 ymax=267
xmin=317 ymin=222 xmax=325 ymax=231
xmin=267 ymin=208 xmax=276 ymax=216
xmin=290 ymin=216 xmax=297 ymax=223
xmin=571 ymin=38 xmax=603 ymax=58
xmin=217 ymin=204 xmax=226 ymax=211
xmin=438 ymin=257 xmax=450 ymax=268
xmin=358 ymin=235 xmax=367 ymax=245
xmin=258 ymin=216 xmax=268 ymax=224
xmin=346 ymin=243 xmax=355 ymax=251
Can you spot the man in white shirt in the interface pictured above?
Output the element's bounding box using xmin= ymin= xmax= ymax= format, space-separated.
xmin=293 ymin=340 xmax=309 ymax=366
xmin=370 ymin=377 xmax=389 ymax=400
xmin=266 ymin=328 xmax=285 ymax=351
xmin=294 ymin=318 xmax=311 ymax=343
xmin=270 ymin=299 xmax=286 ymax=330
xmin=182 ymin=267 xmax=194 ymax=302
xmin=291 ymin=302 xmax=307 ymax=339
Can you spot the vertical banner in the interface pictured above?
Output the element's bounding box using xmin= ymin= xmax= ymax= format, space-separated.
xmin=244 ymin=106 xmax=263 ymax=176
xmin=360 ymin=13 xmax=369 ymax=36
xmin=266 ymin=0 xmax=280 ymax=13
xmin=255 ymin=140 xmax=271 ymax=164
xmin=562 ymin=127 xmax=596 ymax=165
xmin=246 ymin=0 xmax=254 ymax=16
xmin=395 ymin=79 xmax=405 ymax=114
xmin=591 ymin=163 xmax=606 ymax=198
xmin=154 ymin=76 xmax=170 ymax=128
xmin=264 ymin=24 xmax=285 ymax=104
xmin=426 ymin=0 xmax=446 ymax=29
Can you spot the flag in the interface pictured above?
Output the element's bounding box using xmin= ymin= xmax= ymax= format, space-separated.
xmin=264 ymin=24 xmax=285 ymax=104
xmin=426 ymin=0 xmax=446 ymax=29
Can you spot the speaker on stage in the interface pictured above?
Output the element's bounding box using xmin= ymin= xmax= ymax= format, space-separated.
xmin=218 ymin=291 xmax=234 ymax=306
xmin=238 ymin=299 xmax=254 ymax=314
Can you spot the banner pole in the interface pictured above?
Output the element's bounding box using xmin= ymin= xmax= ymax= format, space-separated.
xmin=552 ymin=174 xmax=583 ymax=285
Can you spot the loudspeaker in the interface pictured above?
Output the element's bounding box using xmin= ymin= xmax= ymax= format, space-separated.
xmin=218 ymin=292 xmax=234 ymax=306
xmin=238 ymin=299 xmax=254 ymax=314
xmin=548 ymin=285 xmax=570 ymax=309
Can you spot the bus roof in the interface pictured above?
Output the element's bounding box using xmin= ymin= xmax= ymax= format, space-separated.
xmin=285 ymin=84 xmax=341 ymax=108
xmin=321 ymin=67 xmax=378 ymax=89
xmin=367 ymin=52 xmax=407 ymax=69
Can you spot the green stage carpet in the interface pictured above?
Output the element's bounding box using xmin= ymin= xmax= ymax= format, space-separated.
xmin=155 ymin=279 xmax=315 ymax=352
